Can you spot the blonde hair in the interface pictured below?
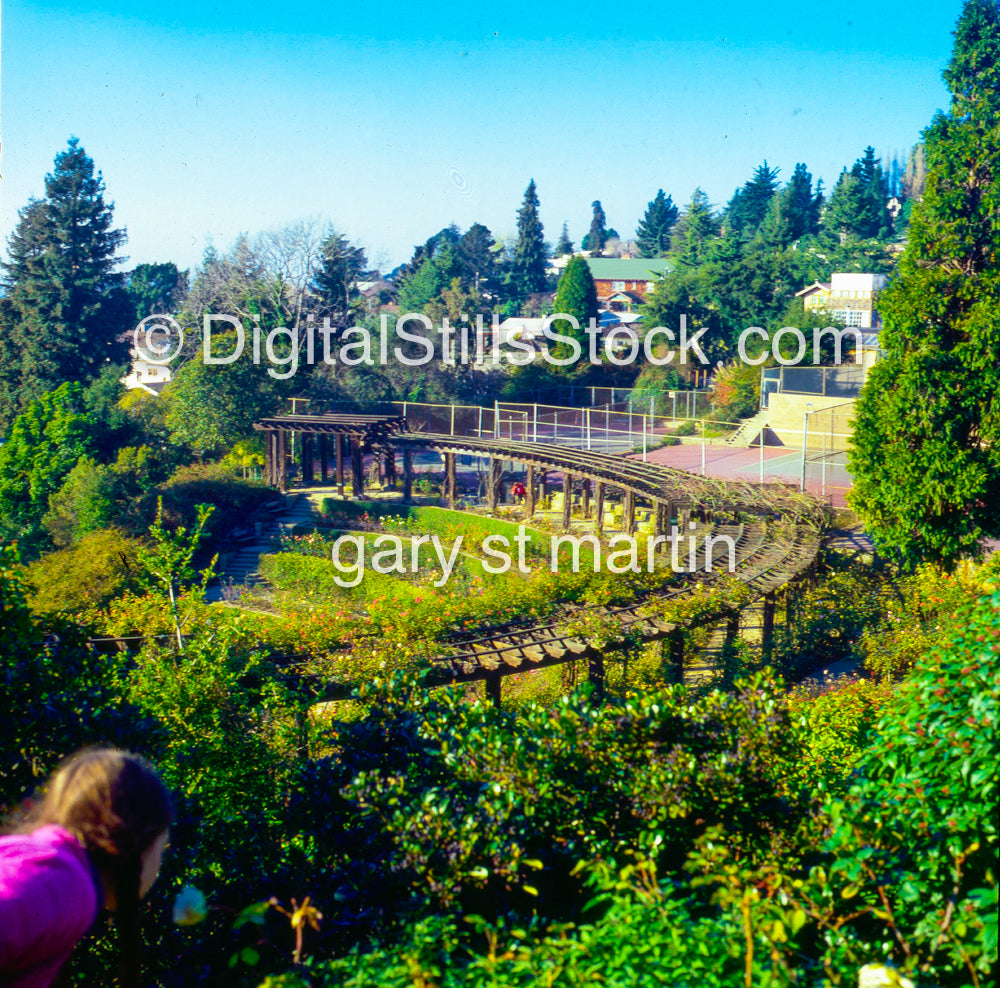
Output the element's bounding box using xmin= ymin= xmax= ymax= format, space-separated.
xmin=24 ymin=748 xmax=172 ymax=987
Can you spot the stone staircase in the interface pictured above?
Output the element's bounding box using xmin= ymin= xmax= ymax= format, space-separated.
xmin=207 ymin=493 xmax=316 ymax=602
xmin=724 ymin=411 xmax=773 ymax=447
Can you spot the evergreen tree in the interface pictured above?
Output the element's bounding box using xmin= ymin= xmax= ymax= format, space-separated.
xmin=126 ymin=262 xmax=188 ymax=320
xmin=824 ymin=146 xmax=893 ymax=241
xmin=725 ymin=162 xmax=780 ymax=238
xmin=848 ymin=0 xmax=1000 ymax=567
xmin=509 ymin=180 xmax=548 ymax=300
xmin=671 ymin=189 xmax=721 ymax=266
xmin=758 ymin=164 xmax=822 ymax=247
xmin=554 ymin=223 xmax=574 ymax=257
xmin=311 ymin=232 xmax=367 ymax=327
xmin=635 ymin=190 xmax=679 ymax=257
xmin=0 ymin=138 xmax=130 ymax=422
xmin=587 ymin=200 xmax=608 ymax=256
xmin=456 ymin=222 xmax=499 ymax=295
xmin=549 ymin=256 xmax=599 ymax=365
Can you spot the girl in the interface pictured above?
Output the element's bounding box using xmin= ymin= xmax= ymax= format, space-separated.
xmin=0 ymin=749 xmax=172 ymax=988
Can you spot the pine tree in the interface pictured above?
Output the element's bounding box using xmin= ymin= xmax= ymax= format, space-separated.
xmin=0 ymin=138 xmax=130 ymax=422
xmin=554 ymin=223 xmax=574 ymax=257
xmin=587 ymin=200 xmax=608 ymax=256
xmin=635 ymin=190 xmax=679 ymax=257
xmin=824 ymin=146 xmax=893 ymax=241
xmin=758 ymin=163 xmax=822 ymax=247
xmin=311 ymin=232 xmax=367 ymax=326
xmin=725 ymin=162 xmax=780 ymax=238
xmin=671 ymin=189 xmax=720 ymax=266
xmin=456 ymin=223 xmax=499 ymax=295
xmin=510 ymin=180 xmax=548 ymax=300
xmin=847 ymin=0 xmax=1000 ymax=567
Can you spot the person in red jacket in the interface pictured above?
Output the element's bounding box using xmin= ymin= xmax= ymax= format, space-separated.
xmin=0 ymin=749 xmax=172 ymax=988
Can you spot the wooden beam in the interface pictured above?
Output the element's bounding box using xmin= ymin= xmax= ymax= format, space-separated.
xmin=526 ymin=465 xmax=536 ymax=517
xmin=595 ymin=481 xmax=605 ymax=534
xmin=562 ymin=473 xmax=573 ymax=530
xmin=403 ymin=447 xmax=413 ymax=503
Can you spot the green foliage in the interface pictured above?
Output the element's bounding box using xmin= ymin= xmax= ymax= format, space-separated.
xmin=509 ymin=179 xmax=548 ymax=301
xmin=0 ymin=544 xmax=151 ymax=812
xmin=0 ymin=138 xmax=130 ymax=425
xmin=24 ymin=528 xmax=142 ymax=618
xmin=820 ymin=590 xmax=1000 ymax=984
xmin=635 ymin=189 xmax=679 ymax=257
xmin=0 ymin=382 xmax=96 ymax=553
xmin=41 ymin=456 xmax=117 ymax=546
xmin=165 ymin=334 xmax=286 ymax=454
xmin=848 ymin=0 xmax=1000 ymax=568
xmin=549 ymin=257 xmax=600 ymax=363
xmin=586 ymin=199 xmax=608 ymax=256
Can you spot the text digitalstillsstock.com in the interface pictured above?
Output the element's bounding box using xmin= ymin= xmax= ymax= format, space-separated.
xmin=134 ymin=312 xmax=869 ymax=379
xmin=327 ymin=525 xmax=737 ymax=588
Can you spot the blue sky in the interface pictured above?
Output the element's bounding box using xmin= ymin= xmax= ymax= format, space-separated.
xmin=0 ymin=0 xmax=964 ymax=274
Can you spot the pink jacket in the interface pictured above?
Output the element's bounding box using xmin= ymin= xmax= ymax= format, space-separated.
xmin=0 ymin=825 xmax=101 ymax=988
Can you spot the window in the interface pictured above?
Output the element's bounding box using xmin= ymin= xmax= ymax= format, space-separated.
xmin=847 ymin=310 xmax=864 ymax=326
xmin=645 ymin=282 xmax=654 ymax=291
xmin=612 ymin=280 xmax=625 ymax=291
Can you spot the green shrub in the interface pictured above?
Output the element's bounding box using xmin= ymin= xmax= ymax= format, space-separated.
xmin=24 ymin=528 xmax=142 ymax=618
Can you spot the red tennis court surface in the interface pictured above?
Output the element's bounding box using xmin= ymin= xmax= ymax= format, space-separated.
xmin=632 ymin=444 xmax=851 ymax=509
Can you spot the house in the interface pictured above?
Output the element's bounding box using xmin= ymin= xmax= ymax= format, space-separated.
xmin=795 ymin=272 xmax=888 ymax=329
xmin=122 ymin=353 xmax=172 ymax=395
xmin=583 ymin=258 xmax=671 ymax=311
xmin=121 ymin=330 xmax=173 ymax=395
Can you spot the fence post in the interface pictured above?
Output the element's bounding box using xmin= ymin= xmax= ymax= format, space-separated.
xmin=494 ymin=400 xmax=500 ymax=439
xmin=586 ymin=407 xmax=592 ymax=450
xmin=553 ymin=411 xmax=558 ymax=441
xmin=800 ymin=404 xmax=812 ymax=492
xmin=643 ymin=415 xmax=648 ymax=461
xmin=701 ymin=418 xmax=706 ymax=475
xmin=533 ymin=403 xmax=538 ymax=443
xmin=450 ymin=403 xmax=456 ymax=436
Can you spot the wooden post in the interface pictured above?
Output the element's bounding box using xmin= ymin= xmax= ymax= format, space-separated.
xmin=488 ymin=458 xmax=502 ymax=511
xmin=277 ymin=429 xmax=288 ymax=492
xmin=403 ymin=447 xmax=413 ymax=502
xmin=351 ymin=442 xmax=364 ymax=497
xmin=301 ymin=434 xmax=314 ymax=486
xmin=623 ymin=490 xmax=636 ymax=534
xmin=562 ymin=473 xmax=573 ymax=531
xmin=540 ymin=470 xmax=548 ymax=502
xmin=526 ymin=464 xmax=536 ymax=517
xmin=445 ymin=452 xmax=457 ymax=508
xmin=265 ymin=431 xmax=274 ymax=486
xmin=582 ymin=478 xmax=591 ymax=519
xmin=762 ymin=591 xmax=776 ymax=662
xmin=595 ymin=481 xmax=605 ymax=534
xmin=335 ymin=434 xmax=345 ymax=494
xmin=319 ymin=434 xmax=329 ymax=485
xmin=384 ymin=448 xmax=397 ymax=488
xmin=485 ymin=669 xmax=502 ymax=709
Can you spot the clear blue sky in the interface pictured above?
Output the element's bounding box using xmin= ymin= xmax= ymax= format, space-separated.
xmin=0 ymin=0 xmax=964 ymax=274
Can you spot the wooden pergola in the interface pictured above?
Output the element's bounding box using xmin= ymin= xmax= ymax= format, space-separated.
xmin=253 ymin=414 xmax=405 ymax=494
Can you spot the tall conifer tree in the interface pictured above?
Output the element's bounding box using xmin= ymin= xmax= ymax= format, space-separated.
xmin=848 ymin=0 xmax=1000 ymax=567
xmin=0 ymin=138 xmax=130 ymax=424
xmin=635 ymin=190 xmax=679 ymax=257
xmin=510 ymin=180 xmax=548 ymax=300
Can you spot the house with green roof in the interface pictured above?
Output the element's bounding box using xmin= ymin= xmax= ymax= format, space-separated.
xmin=582 ymin=257 xmax=671 ymax=312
